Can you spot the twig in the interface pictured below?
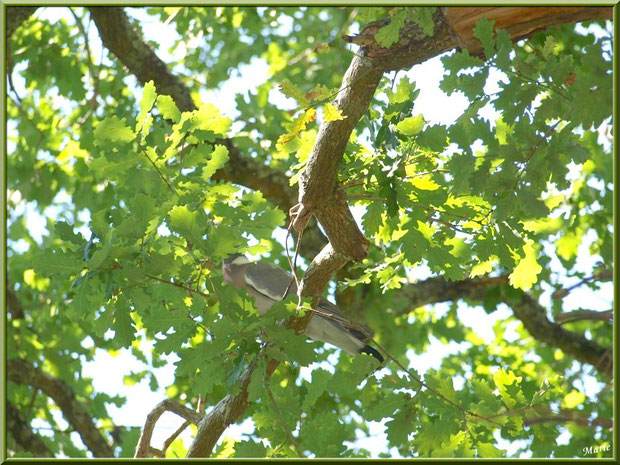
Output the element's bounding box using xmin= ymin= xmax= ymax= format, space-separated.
xmin=161 ymin=420 xmax=192 ymax=456
xmin=140 ymin=148 xmax=178 ymax=195
xmin=265 ymin=378 xmax=303 ymax=457
xmin=555 ymin=310 xmax=613 ymax=324
xmin=143 ymin=273 xmax=209 ymax=298
xmin=69 ymin=7 xmax=101 ymax=126
xmin=134 ymin=399 xmax=203 ymax=458
xmin=552 ymin=269 xmax=614 ymax=300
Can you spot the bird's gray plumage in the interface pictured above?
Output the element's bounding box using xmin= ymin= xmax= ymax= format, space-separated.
xmin=222 ymin=254 xmax=383 ymax=362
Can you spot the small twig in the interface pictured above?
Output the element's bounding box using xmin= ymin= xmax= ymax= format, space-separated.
xmin=143 ymin=273 xmax=210 ymax=298
xmin=161 ymin=420 xmax=192 ymax=456
xmin=284 ymin=209 xmax=304 ymax=304
xmin=555 ymin=310 xmax=613 ymax=324
xmin=134 ymin=399 xmax=203 ymax=458
xmin=265 ymin=378 xmax=303 ymax=457
xmin=524 ymin=414 xmax=613 ymax=430
xmin=68 ymin=8 xmax=102 ymax=127
xmin=141 ymin=149 xmax=178 ymax=195
xmin=148 ymin=446 xmax=165 ymax=458
xmin=552 ymin=269 xmax=614 ymax=300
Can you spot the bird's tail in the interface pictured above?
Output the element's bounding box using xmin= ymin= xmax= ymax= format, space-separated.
xmin=358 ymin=345 xmax=384 ymax=363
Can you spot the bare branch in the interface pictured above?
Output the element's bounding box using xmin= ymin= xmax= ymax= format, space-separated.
xmin=524 ymin=407 xmax=613 ymax=430
xmin=398 ymin=276 xmax=613 ymax=377
xmin=7 ymin=359 xmax=114 ymax=457
xmin=134 ymin=399 xmax=203 ymax=458
xmin=555 ymin=310 xmax=613 ymax=324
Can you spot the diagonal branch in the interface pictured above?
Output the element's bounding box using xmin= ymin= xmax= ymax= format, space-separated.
xmin=7 ymin=358 xmax=115 ymax=457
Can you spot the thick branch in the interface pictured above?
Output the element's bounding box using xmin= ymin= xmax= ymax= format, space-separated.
xmin=442 ymin=7 xmax=613 ymax=56
xmin=89 ymin=7 xmax=193 ymax=111
xmin=186 ymin=358 xmax=258 ymax=457
xmin=511 ymin=293 xmax=612 ymax=377
xmin=399 ymin=276 xmax=613 ymax=377
xmin=7 ymin=359 xmax=114 ymax=457
xmin=294 ymin=6 xmax=611 ymax=292
xmin=7 ymin=400 xmax=53 ymax=458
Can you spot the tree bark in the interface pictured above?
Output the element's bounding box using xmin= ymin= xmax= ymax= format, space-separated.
xmin=7 ymin=359 xmax=114 ymax=457
xmin=397 ymin=276 xmax=613 ymax=377
xmin=6 ymin=6 xmax=38 ymax=40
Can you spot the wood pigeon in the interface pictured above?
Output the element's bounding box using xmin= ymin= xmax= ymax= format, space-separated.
xmin=222 ymin=254 xmax=383 ymax=362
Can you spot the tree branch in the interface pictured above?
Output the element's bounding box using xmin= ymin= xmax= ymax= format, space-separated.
xmin=7 ymin=359 xmax=115 ymax=457
xmin=555 ymin=310 xmax=613 ymax=324
xmin=398 ymin=276 xmax=613 ymax=377
xmin=6 ymin=400 xmax=53 ymax=458
xmin=134 ymin=398 xmax=203 ymax=458
xmin=523 ymin=407 xmax=613 ymax=430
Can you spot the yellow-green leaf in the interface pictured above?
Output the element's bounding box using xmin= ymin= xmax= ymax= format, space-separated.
xmin=395 ymin=115 xmax=426 ymax=136
xmin=94 ymin=116 xmax=136 ymax=145
xmin=509 ymin=241 xmax=542 ymax=290
xmin=562 ymin=390 xmax=586 ymax=409
xmin=323 ymin=102 xmax=346 ymax=122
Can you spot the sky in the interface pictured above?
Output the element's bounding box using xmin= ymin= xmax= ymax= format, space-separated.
xmin=8 ymin=6 xmax=613 ymax=459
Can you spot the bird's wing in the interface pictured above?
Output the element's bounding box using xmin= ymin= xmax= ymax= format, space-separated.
xmin=244 ymin=262 xmax=297 ymax=302
xmin=315 ymin=297 xmax=373 ymax=342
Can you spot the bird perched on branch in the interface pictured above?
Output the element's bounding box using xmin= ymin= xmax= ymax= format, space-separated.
xmin=222 ymin=254 xmax=384 ymax=362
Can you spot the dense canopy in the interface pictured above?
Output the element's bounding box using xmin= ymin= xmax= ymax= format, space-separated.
xmin=5 ymin=5 xmax=614 ymax=459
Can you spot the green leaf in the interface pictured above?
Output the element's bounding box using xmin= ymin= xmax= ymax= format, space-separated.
xmin=518 ymin=189 xmax=549 ymax=219
xmin=301 ymin=368 xmax=331 ymax=410
xmin=387 ymin=77 xmax=415 ymax=104
xmin=442 ymin=49 xmax=484 ymax=73
xmin=34 ymin=249 xmax=83 ymax=277
xmin=279 ymin=79 xmax=309 ymax=107
xmin=472 ymin=17 xmax=495 ymax=59
xmin=90 ymin=152 xmax=141 ymax=179
xmin=385 ymin=408 xmax=412 ymax=447
xmin=323 ymin=102 xmax=346 ymax=122
xmin=156 ymin=95 xmax=181 ymax=123
xmin=202 ymin=144 xmax=230 ymax=181
xmin=395 ymin=115 xmax=426 ymax=136
xmin=362 ymin=201 xmax=384 ymax=237
xmin=54 ymin=221 xmax=83 ymax=245
xmin=417 ymin=124 xmax=448 ymax=151
xmin=93 ymin=116 xmax=136 ymax=145
xmin=409 ymin=7 xmax=435 ymax=37
xmin=137 ymin=80 xmax=157 ymax=136
xmin=168 ymin=205 xmax=207 ymax=245
xmin=112 ymin=297 xmax=136 ymax=347
xmin=477 ymin=442 xmax=504 ymax=458
xmin=448 ymin=154 xmax=474 ymax=195
xmin=375 ymin=8 xmax=407 ymax=48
